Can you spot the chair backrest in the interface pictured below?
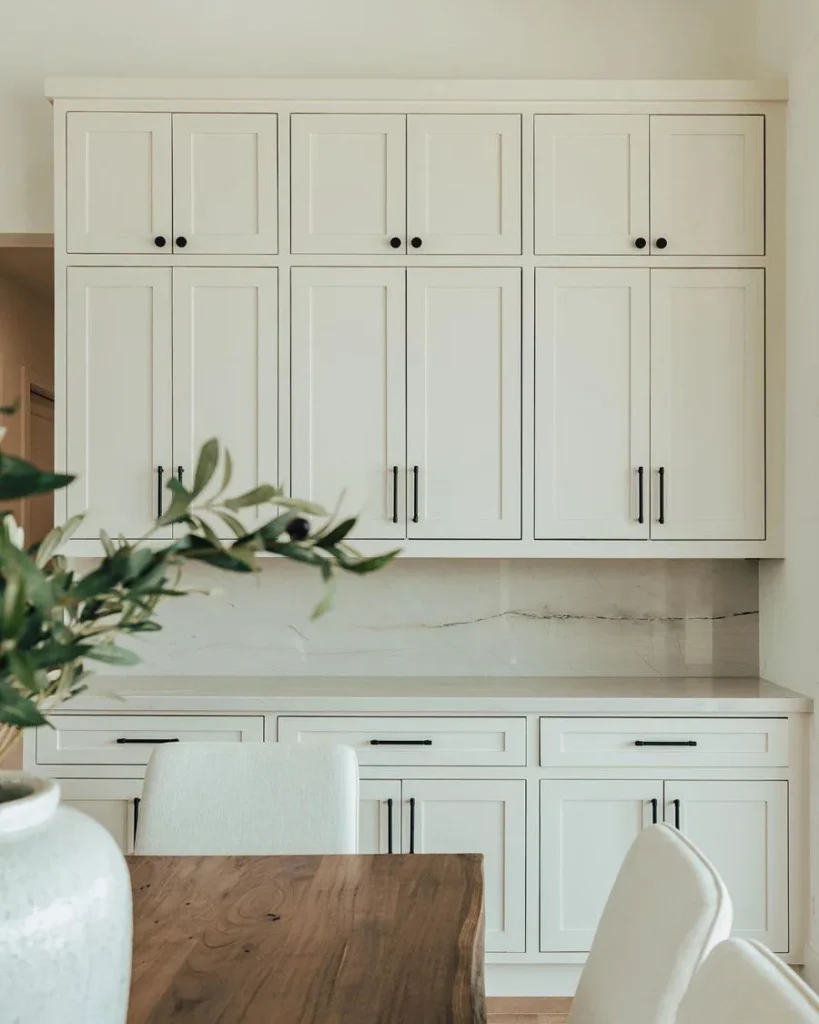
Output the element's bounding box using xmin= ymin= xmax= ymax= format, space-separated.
xmin=568 ymin=824 xmax=732 ymax=1024
xmin=135 ymin=742 xmax=359 ymax=855
xmin=676 ymin=938 xmax=819 ymax=1023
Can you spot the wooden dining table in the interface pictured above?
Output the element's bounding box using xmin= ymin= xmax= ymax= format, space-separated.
xmin=126 ymin=853 xmax=486 ymax=1024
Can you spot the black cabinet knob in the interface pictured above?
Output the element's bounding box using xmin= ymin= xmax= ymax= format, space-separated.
xmin=410 ymin=236 xmax=423 ymax=249
xmin=634 ymin=237 xmax=647 ymax=250
xmin=389 ymin=236 xmax=401 ymax=249
xmin=154 ymin=236 xmax=166 ymax=248
xmin=175 ymin=236 xmax=188 ymax=248
xmin=655 ymin=237 xmax=668 ymax=250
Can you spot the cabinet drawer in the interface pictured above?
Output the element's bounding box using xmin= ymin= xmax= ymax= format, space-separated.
xmin=37 ymin=715 xmax=264 ymax=765
xmin=278 ymin=716 xmax=527 ymax=766
xmin=540 ymin=718 xmax=788 ymax=768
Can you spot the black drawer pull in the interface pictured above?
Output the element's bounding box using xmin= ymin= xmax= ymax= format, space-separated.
xmin=116 ymin=737 xmax=181 ymax=744
xmin=673 ymin=798 xmax=681 ymax=830
xmin=409 ymin=796 xmax=417 ymax=854
xmin=650 ymin=797 xmax=658 ymax=824
xmin=370 ymin=739 xmax=432 ymax=746
xmin=387 ymin=797 xmax=394 ymax=854
xmin=635 ymin=740 xmax=698 ymax=747
xmin=133 ymin=796 xmax=140 ymax=846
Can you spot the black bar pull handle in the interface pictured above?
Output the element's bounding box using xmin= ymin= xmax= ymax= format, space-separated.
xmin=409 ymin=797 xmax=416 ymax=854
xmin=673 ymin=798 xmax=681 ymax=830
xmin=635 ymin=740 xmax=698 ymax=748
xmin=370 ymin=739 xmax=432 ymax=746
xmin=658 ymin=466 xmax=666 ymax=525
xmin=177 ymin=466 xmax=184 ymax=485
xmin=133 ymin=796 xmax=141 ymax=847
xmin=392 ymin=466 xmax=399 ymax=525
xmin=637 ymin=466 xmax=645 ymax=525
xmin=650 ymin=798 xmax=658 ymax=825
xmin=387 ymin=797 xmax=394 ymax=854
xmin=156 ymin=465 xmax=164 ymax=517
xmin=412 ymin=466 xmax=419 ymax=524
xmin=116 ymin=737 xmax=181 ymax=745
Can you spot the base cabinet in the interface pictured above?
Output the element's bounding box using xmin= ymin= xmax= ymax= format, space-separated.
xmin=359 ymin=780 xmax=401 ymax=854
xmin=59 ymin=779 xmax=143 ymax=854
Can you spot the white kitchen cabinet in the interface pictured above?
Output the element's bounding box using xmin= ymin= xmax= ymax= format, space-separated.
xmin=173 ymin=268 xmax=278 ymax=536
xmin=290 ymin=268 xmax=406 ymax=540
xmin=650 ymin=115 xmax=765 ymax=256
xmin=402 ymin=779 xmax=526 ymax=953
xmin=60 ymin=779 xmax=143 ymax=854
xmin=67 ymin=112 xmax=172 ymax=254
xmin=359 ymin=780 xmax=401 ymax=854
xmin=540 ymin=779 xmax=663 ymax=952
xmin=650 ymin=269 xmax=765 ymax=541
xmin=535 ymin=269 xmax=650 ymax=539
xmin=172 ymin=114 xmax=278 ymax=254
xmin=66 ymin=267 xmax=173 ymax=539
xmin=290 ymin=114 xmax=406 ymax=254
xmin=406 ymin=268 xmax=522 ymax=540
xmin=534 ymin=114 xmax=649 ymax=255
xmin=407 ymin=114 xmax=521 ymax=254
xmin=666 ymin=781 xmax=789 ymax=951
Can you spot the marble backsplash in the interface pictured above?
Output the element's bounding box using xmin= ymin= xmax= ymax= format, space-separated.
xmin=86 ymin=558 xmax=760 ymax=678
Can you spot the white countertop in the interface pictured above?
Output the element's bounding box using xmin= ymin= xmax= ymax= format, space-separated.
xmin=59 ymin=676 xmax=813 ymax=714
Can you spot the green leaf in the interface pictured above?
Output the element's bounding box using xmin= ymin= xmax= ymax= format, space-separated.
xmin=215 ymin=510 xmax=246 ymax=537
xmin=310 ymin=570 xmax=337 ymax=621
xmin=330 ymin=548 xmax=400 ymax=574
xmin=99 ymin=529 xmax=116 ymax=558
xmin=2 ymin=574 xmax=26 ymax=639
xmin=219 ymin=449 xmax=234 ymax=495
xmin=34 ymin=514 xmax=85 ymax=568
xmin=8 ymin=651 xmax=41 ymax=694
xmin=83 ymin=643 xmax=141 ymax=667
xmin=315 ymin=517 xmax=357 ymax=549
xmin=0 ymin=681 xmax=47 ymax=728
xmin=171 ymin=533 xmax=256 ymax=573
xmin=223 ymin=484 xmax=282 ymax=511
xmin=192 ymin=438 xmax=220 ymax=496
xmin=0 ymin=454 xmax=74 ymax=500
xmin=158 ymin=477 xmax=194 ymax=525
xmin=273 ymin=496 xmax=328 ymax=516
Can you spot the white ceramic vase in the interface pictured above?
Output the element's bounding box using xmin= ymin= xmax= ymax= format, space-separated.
xmin=0 ymin=771 xmax=132 ymax=1024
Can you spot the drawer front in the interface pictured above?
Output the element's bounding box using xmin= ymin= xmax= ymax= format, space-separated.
xmin=540 ymin=718 xmax=789 ymax=768
xmin=37 ymin=715 xmax=265 ymax=765
xmin=278 ymin=716 xmax=527 ymax=767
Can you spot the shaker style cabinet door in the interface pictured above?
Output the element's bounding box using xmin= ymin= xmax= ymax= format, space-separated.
xmin=650 ymin=115 xmax=765 ymax=256
xmin=406 ymin=114 xmax=521 ymax=254
xmin=402 ymin=780 xmax=526 ymax=953
xmin=290 ymin=268 xmax=406 ymax=540
xmin=59 ymin=780 xmax=143 ymax=855
xmin=172 ymin=114 xmax=279 ymax=254
xmin=534 ymin=115 xmax=649 ymax=255
xmin=535 ymin=269 xmax=650 ymax=539
xmin=290 ymin=114 xmax=406 ymax=254
xmin=406 ymin=268 xmax=521 ymax=540
xmin=173 ymin=268 xmax=278 ymax=538
xmin=66 ymin=267 xmax=173 ymax=540
xmin=67 ymin=112 xmax=172 ymax=254
xmin=650 ymin=270 xmax=765 ymax=541
xmin=358 ymin=780 xmax=401 ymax=855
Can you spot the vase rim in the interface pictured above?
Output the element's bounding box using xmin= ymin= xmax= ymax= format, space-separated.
xmin=0 ymin=772 xmax=60 ymax=835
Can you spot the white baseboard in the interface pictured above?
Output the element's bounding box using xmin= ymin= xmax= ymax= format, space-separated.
xmin=486 ymin=964 xmax=583 ymax=997
xmin=803 ymin=943 xmax=819 ymax=991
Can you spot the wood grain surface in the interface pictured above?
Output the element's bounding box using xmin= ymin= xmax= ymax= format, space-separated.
xmin=127 ymin=853 xmax=486 ymax=1024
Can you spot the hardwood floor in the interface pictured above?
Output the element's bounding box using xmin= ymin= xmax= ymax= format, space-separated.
xmin=487 ymin=997 xmax=572 ymax=1023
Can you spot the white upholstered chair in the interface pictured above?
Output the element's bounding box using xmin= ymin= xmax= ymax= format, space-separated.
xmin=568 ymin=824 xmax=732 ymax=1024
xmin=676 ymin=938 xmax=819 ymax=1023
xmin=134 ymin=742 xmax=359 ymax=855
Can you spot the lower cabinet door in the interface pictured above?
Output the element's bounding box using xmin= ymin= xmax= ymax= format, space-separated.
xmin=540 ymin=779 xmax=663 ymax=952
xmin=359 ymin=780 xmax=401 ymax=854
xmin=59 ymin=779 xmax=143 ymax=854
xmin=401 ymin=779 xmax=526 ymax=952
xmin=665 ymin=780 xmax=789 ymax=951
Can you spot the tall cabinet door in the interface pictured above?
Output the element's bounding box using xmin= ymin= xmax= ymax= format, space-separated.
xmin=651 ymin=270 xmax=765 ymax=541
xmin=291 ymin=268 xmax=406 ymax=540
xmin=534 ymin=115 xmax=649 ymax=255
xmin=540 ymin=780 xmax=664 ymax=952
xmin=66 ymin=268 xmax=173 ymax=539
xmin=290 ymin=114 xmax=406 ymax=254
xmin=650 ymin=115 xmax=765 ymax=256
xmin=665 ymin=781 xmax=788 ymax=952
xmin=535 ymin=269 xmax=650 ymax=539
xmin=359 ymin=780 xmax=401 ymax=855
xmin=67 ymin=112 xmax=172 ymax=254
xmin=402 ymin=780 xmax=526 ymax=953
xmin=406 ymin=268 xmax=521 ymax=540
xmin=407 ymin=114 xmax=521 ymax=254
xmin=172 ymin=114 xmax=278 ymax=254
xmin=173 ymin=268 xmax=278 ymax=536
xmin=60 ymin=780 xmax=143 ymax=854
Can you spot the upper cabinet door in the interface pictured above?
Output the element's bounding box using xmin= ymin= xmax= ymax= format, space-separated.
xmin=534 ymin=115 xmax=649 ymax=255
xmin=173 ymin=268 xmax=278 ymax=538
xmin=535 ymin=269 xmax=650 ymax=539
xmin=172 ymin=114 xmax=278 ymax=255
xmin=406 ymin=114 xmax=521 ymax=254
xmin=67 ymin=113 xmax=172 ymax=254
xmin=291 ymin=268 xmax=406 ymax=540
xmin=650 ymin=115 xmax=765 ymax=256
xmin=290 ymin=114 xmax=406 ymax=254
xmin=66 ymin=267 xmax=173 ymax=539
xmin=406 ymin=268 xmax=521 ymax=540
xmin=651 ymin=269 xmax=766 ymax=541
